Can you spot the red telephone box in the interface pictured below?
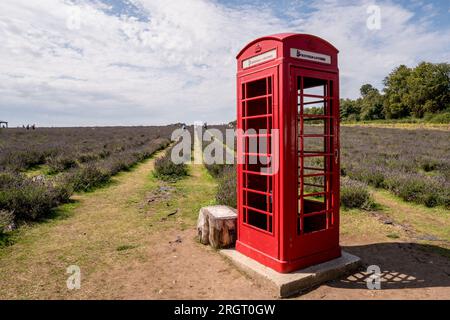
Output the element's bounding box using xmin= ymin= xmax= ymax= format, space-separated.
xmin=236 ymin=33 xmax=341 ymax=273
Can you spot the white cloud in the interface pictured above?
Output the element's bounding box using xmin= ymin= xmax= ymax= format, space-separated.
xmin=0 ymin=0 xmax=448 ymax=126
xmin=288 ymin=0 xmax=450 ymax=97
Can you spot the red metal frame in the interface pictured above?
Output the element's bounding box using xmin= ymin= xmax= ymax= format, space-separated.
xmin=236 ymin=33 xmax=341 ymax=273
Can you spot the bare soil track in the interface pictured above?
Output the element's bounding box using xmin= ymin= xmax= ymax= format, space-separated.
xmin=0 ymin=149 xmax=448 ymax=299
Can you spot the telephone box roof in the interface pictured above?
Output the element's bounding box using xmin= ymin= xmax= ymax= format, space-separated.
xmin=236 ymin=33 xmax=339 ymax=59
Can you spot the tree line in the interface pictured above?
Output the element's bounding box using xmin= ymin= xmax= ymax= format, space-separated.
xmin=339 ymin=62 xmax=450 ymax=122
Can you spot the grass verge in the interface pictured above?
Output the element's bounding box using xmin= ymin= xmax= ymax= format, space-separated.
xmin=372 ymin=188 xmax=449 ymax=243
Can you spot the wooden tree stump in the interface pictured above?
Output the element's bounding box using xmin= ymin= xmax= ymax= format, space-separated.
xmin=197 ymin=205 xmax=237 ymax=249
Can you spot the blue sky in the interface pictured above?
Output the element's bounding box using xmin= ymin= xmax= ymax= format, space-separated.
xmin=0 ymin=0 xmax=449 ymax=126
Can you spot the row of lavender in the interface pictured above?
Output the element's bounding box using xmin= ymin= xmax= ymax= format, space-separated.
xmin=0 ymin=126 xmax=177 ymax=228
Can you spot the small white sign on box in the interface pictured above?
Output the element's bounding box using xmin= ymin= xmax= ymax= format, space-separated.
xmin=242 ymin=49 xmax=277 ymax=69
xmin=290 ymin=48 xmax=331 ymax=64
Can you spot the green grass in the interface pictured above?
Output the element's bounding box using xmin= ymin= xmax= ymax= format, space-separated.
xmin=0 ymin=200 xmax=79 ymax=252
xmin=340 ymin=190 xmax=449 ymax=259
xmin=339 ymin=208 xmax=407 ymax=242
xmin=372 ymin=188 xmax=450 ymax=242
xmin=386 ymin=233 xmax=400 ymax=239
xmin=116 ymin=244 xmax=138 ymax=251
xmin=25 ymin=165 xmax=49 ymax=177
xmin=364 ymin=188 xmax=450 ymax=258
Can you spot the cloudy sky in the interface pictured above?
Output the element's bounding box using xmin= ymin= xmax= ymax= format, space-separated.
xmin=0 ymin=0 xmax=449 ymax=127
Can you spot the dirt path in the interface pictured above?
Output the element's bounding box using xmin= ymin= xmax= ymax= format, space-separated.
xmin=0 ymin=150 xmax=448 ymax=299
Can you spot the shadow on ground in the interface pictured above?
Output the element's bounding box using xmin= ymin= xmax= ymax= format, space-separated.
xmin=328 ymin=242 xmax=450 ymax=290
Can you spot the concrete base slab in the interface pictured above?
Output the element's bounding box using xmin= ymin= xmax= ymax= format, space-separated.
xmin=220 ymin=249 xmax=361 ymax=298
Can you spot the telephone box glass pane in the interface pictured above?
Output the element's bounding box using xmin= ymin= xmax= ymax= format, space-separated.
xmin=297 ymin=76 xmax=334 ymax=234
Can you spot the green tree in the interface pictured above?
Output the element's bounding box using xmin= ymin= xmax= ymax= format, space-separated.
xmin=359 ymin=84 xmax=384 ymax=120
xmin=340 ymin=62 xmax=450 ymax=122
xmin=405 ymin=62 xmax=450 ymax=117
xmin=360 ymin=83 xmax=377 ymax=97
xmin=383 ymin=65 xmax=412 ymax=119
xmin=340 ymin=98 xmax=361 ymax=121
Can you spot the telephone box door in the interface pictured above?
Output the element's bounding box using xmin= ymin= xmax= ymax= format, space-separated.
xmin=237 ymin=66 xmax=279 ymax=259
xmin=289 ymin=67 xmax=340 ymax=260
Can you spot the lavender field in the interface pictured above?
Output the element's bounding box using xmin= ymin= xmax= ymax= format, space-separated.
xmin=0 ymin=126 xmax=178 ymax=173
xmin=0 ymin=126 xmax=177 ymax=225
xmin=340 ymin=126 xmax=449 ymax=208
